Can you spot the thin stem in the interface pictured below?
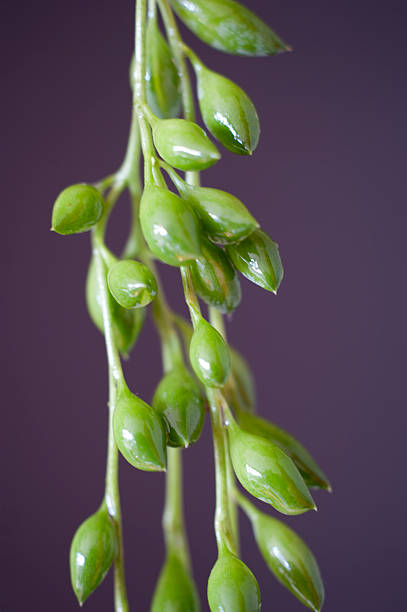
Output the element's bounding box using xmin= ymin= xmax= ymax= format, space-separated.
xmin=181 ymin=266 xmax=202 ymax=327
xmin=105 ymin=371 xmax=129 ymax=612
xmin=207 ymin=388 xmax=237 ymax=556
xmin=163 ymin=447 xmax=191 ymax=568
xmin=92 ymin=228 xmax=128 ymax=610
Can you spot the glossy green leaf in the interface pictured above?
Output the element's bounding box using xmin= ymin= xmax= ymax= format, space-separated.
xmin=140 ymin=186 xmax=201 ymax=266
xmin=227 ymin=229 xmax=283 ymax=293
xmin=243 ymin=502 xmax=324 ymax=611
xmin=190 ymin=238 xmax=241 ymax=313
xmin=70 ymin=504 xmax=116 ymax=605
xmin=152 ymin=118 xmax=220 ymax=171
xmin=194 ymin=63 xmax=260 ymax=155
xmin=170 ymin=0 xmax=289 ymax=56
xmin=113 ymin=388 xmax=167 ymax=471
xmin=207 ymin=552 xmax=261 ymax=611
xmin=107 ymin=259 xmax=157 ymax=309
xmin=237 ymin=411 xmax=331 ymax=490
xmin=178 ymin=182 xmax=258 ymax=245
xmin=52 ymin=184 xmax=104 ymax=235
xmin=145 ymin=19 xmax=181 ymax=119
xmin=86 ymin=256 xmax=145 ymax=357
xmin=227 ymin=415 xmax=316 ymax=515
xmin=153 ymin=366 xmax=205 ymax=447
xmin=151 ymin=552 xmax=201 ymax=612
xmin=189 ymin=318 xmax=230 ymax=388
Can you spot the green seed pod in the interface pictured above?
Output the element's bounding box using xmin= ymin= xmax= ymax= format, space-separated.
xmin=178 ymin=182 xmax=258 ymax=245
xmin=193 ymin=63 xmax=260 ymax=155
xmin=227 ymin=415 xmax=316 ymax=515
xmin=238 ymin=411 xmax=331 ymax=491
xmin=152 ymin=366 xmax=205 ymax=447
xmin=170 ymin=0 xmax=289 ymax=57
xmin=51 ymin=183 xmax=104 ymax=235
xmin=145 ymin=19 xmax=181 ymax=119
xmin=69 ymin=504 xmax=116 ymax=605
xmin=107 ymin=259 xmax=157 ymax=309
xmin=86 ymin=256 xmax=145 ymax=357
xmin=113 ymin=388 xmax=167 ymax=471
xmin=223 ymin=346 xmax=256 ymax=413
xmin=246 ymin=504 xmax=324 ymax=611
xmin=227 ymin=229 xmax=284 ymax=293
xmin=189 ymin=318 xmax=230 ymax=388
xmin=139 ymin=186 xmax=201 ymax=266
xmin=151 ymin=117 xmax=220 ymax=171
xmin=207 ymin=552 xmax=261 ymax=612
xmin=151 ymin=552 xmax=201 ymax=612
xmin=190 ymin=238 xmax=241 ymax=313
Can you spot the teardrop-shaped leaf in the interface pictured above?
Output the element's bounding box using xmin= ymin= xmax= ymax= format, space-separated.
xmin=190 ymin=238 xmax=241 ymax=313
xmin=194 ymin=63 xmax=260 ymax=155
xmin=152 ymin=117 xmax=220 ymax=171
xmin=240 ymin=498 xmax=324 ymax=612
xmin=207 ymin=552 xmax=261 ymax=611
xmin=153 ymin=366 xmax=205 ymax=447
xmin=113 ymin=388 xmax=167 ymax=471
xmin=70 ymin=504 xmax=116 ymax=605
xmin=223 ymin=347 xmax=256 ymax=413
xmin=189 ymin=317 xmax=230 ymax=387
xmin=86 ymin=256 xmax=145 ymax=357
xmin=170 ymin=0 xmax=289 ymax=57
xmin=140 ymin=186 xmax=201 ymax=266
xmin=238 ymin=411 xmax=331 ymax=490
xmin=227 ymin=415 xmax=316 ymax=515
xmin=151 ymin=552 xmax=201 ymax=611
xmin=227 ymin=229 xmax=283 ymax=293
xmin=145 ymin=19 xmax=181 ymax=119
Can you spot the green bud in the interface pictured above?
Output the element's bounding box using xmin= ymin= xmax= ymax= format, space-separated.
xmin=223 ymin=346 xmax=256 ymax=413
xmin=151 ymin=552 xmax=201 ymax=612
xmin=193 ymin=62 xmax=259 ymax=155
xmin=189 ymin=318 xmax=230 ymax=388
xmin=238 ymin=411 xmax=331 ymax=491
xmin=113 ymin=388 xmax=167 ymax=471
xmin=153 ymin=366 xmax=205 ymax=447
xmin=178 ymin=183 xmax=258 ymax=245
xmin=227 ymin=229 xmax=284 ymax=293
xmin=170 ymin=0 xmax=289 ymax=57
xmin=207 ymin=552 xmax=261 ymax=612
xmin=245 ymin=504 xmax=324 ymax=611
xmin=51 ymin=183 xmax=104 ymax=235
xmin=152 ymin=117 xmax=220 ymax=171
xmin=86 ymin=256 xmax=145 ymax=357
xmin=190 ymin=238 xmax=241 ymax=313
xmin=140 ymin=186 xmax=201 ymax=266
xmin=145 ymin=19 xmax=181 ymax=119
xmin=227 ymin=414 xmax=316 ymax=515
xmin=69 ymin=504 xmax=116 ymax=605
xmin=107 ymin=259 xmax=157 ymax=309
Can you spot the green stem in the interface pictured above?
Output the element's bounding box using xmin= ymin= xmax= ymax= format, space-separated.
xmin=209 ymin=306 xmax=240 ymax=554
xmin=207 ymin=388 xmax=237 ymax=556
xmin=105 ymin=371 xmax=129 ymax=612
xmin=134 ymin=0 xmax=162 ymax=187
xmin=163 ymin=447 xmax=191 ymax=568
xmin=234 ymin=488 xmax=258 ymax=523
xmin=92 ymin=232 xmax=128 ymax=611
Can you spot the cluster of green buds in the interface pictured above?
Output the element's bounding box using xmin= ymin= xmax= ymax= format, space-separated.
xmin=51 ymin=1 xmax=330 ymax=610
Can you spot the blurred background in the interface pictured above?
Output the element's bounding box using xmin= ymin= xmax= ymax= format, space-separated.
xmin=2 ymin=0 xmax=406 ymax=610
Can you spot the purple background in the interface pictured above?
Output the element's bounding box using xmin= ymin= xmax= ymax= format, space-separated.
xmin=3 ymin=1 xmax=406 ymax=610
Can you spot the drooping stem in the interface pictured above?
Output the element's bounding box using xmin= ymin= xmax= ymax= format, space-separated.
xmin=105 ymin=371 xmax=128 ymax=612
xmin=163 ymin=447 xmax=191 ymax=568
xmin=157 ymin=0 xmax=238 ymax=559
xmin=92 ymin=225 xmax=128 ymax=611
xmin=209 ymin=306 xmax=240 ymax=554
